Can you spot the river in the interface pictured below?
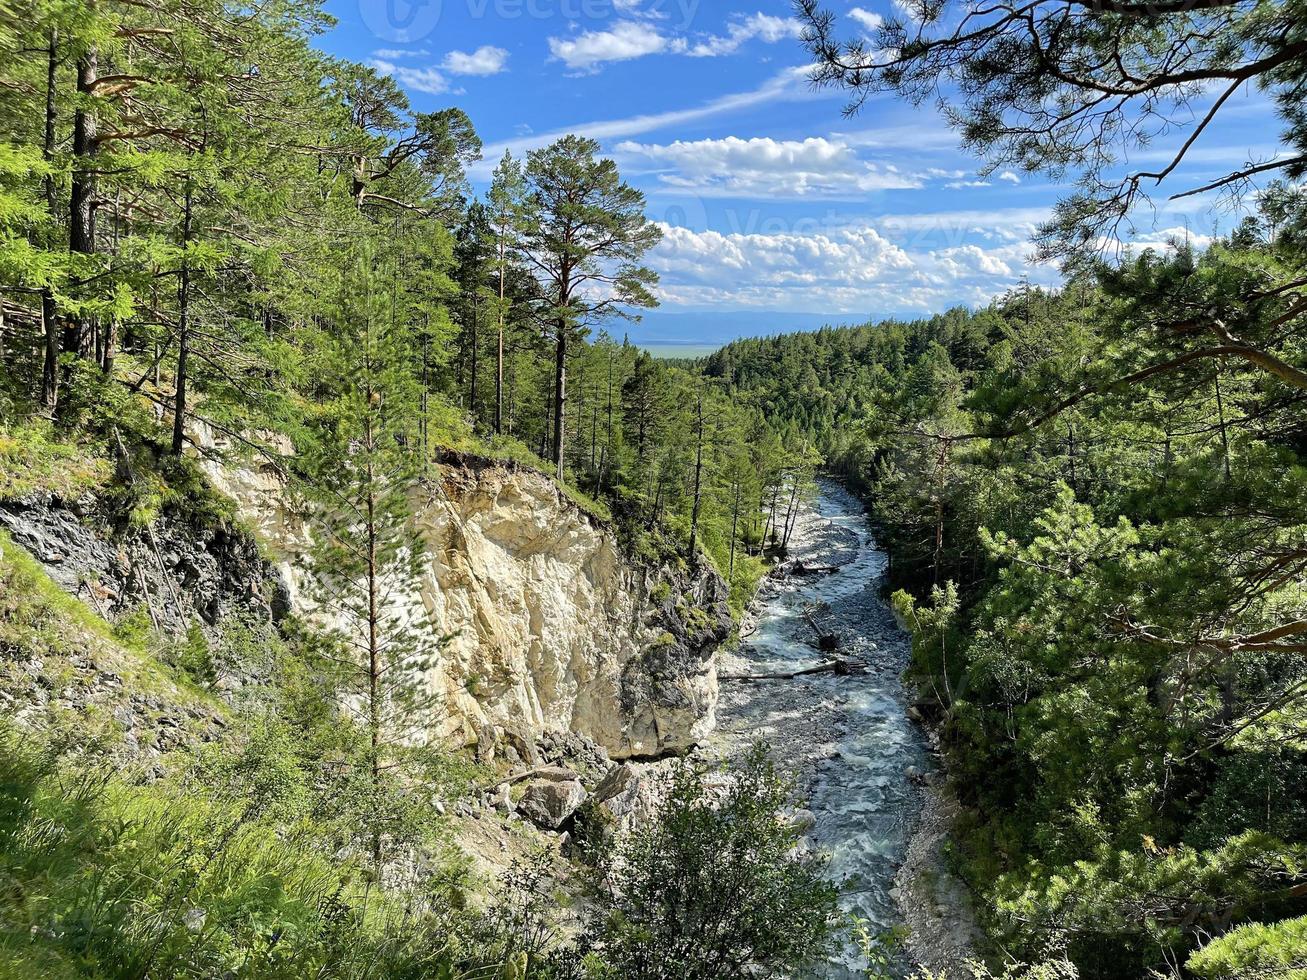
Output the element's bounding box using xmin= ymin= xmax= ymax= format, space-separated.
xmin=706 ymin=480 xmax=933 ymax=977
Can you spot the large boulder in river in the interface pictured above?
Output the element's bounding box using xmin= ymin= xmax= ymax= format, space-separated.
xmin=518 ymin=779 xmax=587 ymax=830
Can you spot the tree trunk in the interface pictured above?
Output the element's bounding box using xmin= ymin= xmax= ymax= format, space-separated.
xmin=421 ymin=329 xmax=430 ymax=468
xmin=932 ymin=439 xmax=950 ymax=586
xmin=589 ymin=377 xmax=598 ymax=469
xmin=1215 ymin=369 xmax=1231 ymax=481
xmin=540 ymin=367 xmax=552 ymax=459
xmin=468 ymin=295 xmax=479 ymax=421
xmin=495 ymin=230 xmax=505 ymax=435
xmin=101 ymin=318 xmax=117 ymax=377
xmin=728 ymin=477 xmax=742 ymax=579
xmin=766 ymin=481 xmax=781 ymax=548
xmin=67 ymin=43 xmax=97 ymax=358
xmin=781 ymin=479 xmax=799 ymax=550
xmin=602 ymin=347 xmax=614 ymax=489
xmin=171 ymin=182 xmax=193 ymax=456
xmin=688 ymin=386 xmax=705 ymax=562
xmin=364 ymin=410 xmax=383 ymax=871
xmin=40 ymin=27 xmax=59 ymax=410
xmin=552 ymin=316 xmax=567 ymax=480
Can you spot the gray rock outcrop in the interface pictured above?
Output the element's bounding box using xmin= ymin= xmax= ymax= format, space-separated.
xmin=518 ymin=779 xmax=588 ymax=830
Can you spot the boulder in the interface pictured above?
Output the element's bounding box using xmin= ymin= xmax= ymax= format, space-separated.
xmin=499 ymin=726 xmax=541 ymax=767
xmin=592 ymin=763 xmax=637 ymax=805
xmin=473 ymin=719 xmax=498 ymax=765
xmin=489 ymin=783 xmax=515 ymax=813
xmin=517 ymin=779 xmax=587 ymax=830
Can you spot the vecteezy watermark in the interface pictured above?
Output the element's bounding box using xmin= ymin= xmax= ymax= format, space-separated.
xmin=360 ymin=0 xmax=443 ymax=43
xmin=358 ymin=0 xmax=699 ymax=43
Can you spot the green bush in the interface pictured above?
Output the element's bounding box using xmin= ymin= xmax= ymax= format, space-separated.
xmin=593 ymin=744 xmax=841 ymax=980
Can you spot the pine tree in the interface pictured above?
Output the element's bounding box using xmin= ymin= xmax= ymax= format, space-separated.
xmin=299 ymin=246 xmax=442 ymax=875
xmin=488 ymin=150 xmax=526 ymax=436
xmin=521 ymin=136 xmax=659 ymax=481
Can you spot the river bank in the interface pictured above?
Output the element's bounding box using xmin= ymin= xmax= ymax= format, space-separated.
xmin=705 ymin=480 xmax=978 ymax=977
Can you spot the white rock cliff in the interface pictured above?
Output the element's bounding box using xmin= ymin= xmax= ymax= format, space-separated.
xmin=200 ymin=444 xmax=732 ymax=759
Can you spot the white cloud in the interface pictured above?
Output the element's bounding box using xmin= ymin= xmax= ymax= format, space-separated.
xmin=372 ymin=47 xmax=429 ymax=59
xmin=369 ymin=59 xmax=449 ymax=95
xmin=441 ymin=45 xmax=509 ymax=76
xmin=946 ymin=179 xmax=991 ymax=188
xmin=685 ymin=13 xmax=803 ymax=57
xmin=616 ymin=135 xmax=920 ymax=197
xmin=649 ymin=221 xmax=1056 ymax=313
xmin=848 ymin=7 xmax=883 ymax=32
xmin=891 ymin=0 xmax=923 ymax=22
xmin=548 ymin=12 xmax=804 ymax=71
xmin=548 ymin=21 xmax=678 ymax=72
xmin=872 ymin=206 xmax=1052 ymax=244
xmin=471 ymin=67 xmax=818 ymax=178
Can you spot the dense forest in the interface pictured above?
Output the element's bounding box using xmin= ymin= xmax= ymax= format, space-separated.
xmin=0 ymin=0 xmax=831 ymax=976
xmin=0 ymin=0 xmax=819 ymax=606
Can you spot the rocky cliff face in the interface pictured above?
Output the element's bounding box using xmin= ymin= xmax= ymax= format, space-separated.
xmin=0 ymin=492 xmax=286 ymax=641
xmin=3 ymin=450 xmax=732 ymax=759
xmin=199 ymin=446 xmax=733 ymax=760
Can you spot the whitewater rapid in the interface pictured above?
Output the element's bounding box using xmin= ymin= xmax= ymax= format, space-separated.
xmin=706 ymin=480 xmax=931 ymax=977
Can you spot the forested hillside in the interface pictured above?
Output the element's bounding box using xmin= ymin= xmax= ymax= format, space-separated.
xmin=709 ymin=191 xmax=1307 ymax=976
xmin=0 ymin=0 xmax=826 ymax=606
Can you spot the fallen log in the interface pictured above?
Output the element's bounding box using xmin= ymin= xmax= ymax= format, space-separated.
xmin=481 ymin=765 xmax=579 ymax=792
xmin=721 ymin=658 xmax=868 ymax=681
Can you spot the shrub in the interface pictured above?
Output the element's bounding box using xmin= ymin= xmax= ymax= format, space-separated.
xmin=594 ymin=743 xmax=841 ymax=980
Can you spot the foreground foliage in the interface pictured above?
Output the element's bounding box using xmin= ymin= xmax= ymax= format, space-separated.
xmin=595 ymin=746 xmax=841 ymax=980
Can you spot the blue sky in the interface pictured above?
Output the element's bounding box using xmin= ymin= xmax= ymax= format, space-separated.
xmin=321 ymin=0 xmax=1285 ymax=345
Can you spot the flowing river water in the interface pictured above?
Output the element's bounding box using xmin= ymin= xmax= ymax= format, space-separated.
xmin=706 ymin=480 xmax=933 ymax=977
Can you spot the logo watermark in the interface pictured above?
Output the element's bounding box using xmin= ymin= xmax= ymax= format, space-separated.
xmin=358 ymin=0 xmax=699 ymax=43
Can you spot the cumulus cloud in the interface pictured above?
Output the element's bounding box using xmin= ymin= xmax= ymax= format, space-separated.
xmin=548 ymin=21 xmax=679 ymax=72
xmin=369 ymin=59 xmax=449 ymax=95
xmin=548 ymin=11 xmax=804 ymax=71
xmin=441 ymin=45 xmax=509 ymax=76
xmin=998 ymin=170 xmax=1022 ymax=184
xmin=647 ymin=220 xmax=1056 ymax=313
xmin=616 ymin=136 xmax=921 ymax=197
xmin=370 ymin=47 xmax=508 ymax=95
xmin=685 ymin=13 xmax=803 ymax=57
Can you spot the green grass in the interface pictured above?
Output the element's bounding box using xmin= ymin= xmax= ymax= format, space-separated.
xmin=449 ymin=432 xmax=614 ymax=524
xmin=0 ymin=726 xmax=467 ymax=980
xmin=0 ymin=528 xmax=217 ymax=707
xmin=0 ymin=421 xmax=111 ymax=502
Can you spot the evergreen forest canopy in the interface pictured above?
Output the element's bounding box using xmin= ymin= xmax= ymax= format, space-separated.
xmin=0 ymin=0 xmax=1306 ymax=977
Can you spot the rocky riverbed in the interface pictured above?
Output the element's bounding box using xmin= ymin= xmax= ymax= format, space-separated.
xmin=705 ymin=480 xmax=977 ymax=977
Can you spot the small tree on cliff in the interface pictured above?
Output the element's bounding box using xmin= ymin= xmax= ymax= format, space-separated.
xmin=595 ymin=744 xmax=841 ymax=979
xmin=298 ymin=246 xmax=443 ymax=876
